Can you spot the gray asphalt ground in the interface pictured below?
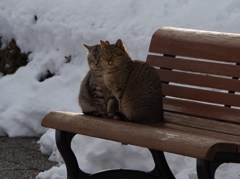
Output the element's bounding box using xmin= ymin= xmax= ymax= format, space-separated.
xmin=0 ymin=137 xmax=57 ymax=179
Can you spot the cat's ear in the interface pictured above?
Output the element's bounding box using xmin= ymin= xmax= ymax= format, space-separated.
xmin=83 ymin=44 xmax=92 ymax=51
xmin=105 ymin=41 xmax=110 ymax=45
xmin=115 ymin=39 xmax=124 ymax=50
xmin=100 ymin=40 xmax=109 ymax=48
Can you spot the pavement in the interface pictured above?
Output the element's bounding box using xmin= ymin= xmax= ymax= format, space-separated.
xmin=0 ymin=136 xmax=57 ymax=179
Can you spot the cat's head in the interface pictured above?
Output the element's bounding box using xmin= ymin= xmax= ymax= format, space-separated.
xmin=83 ymin=44 xmax=101 ymax=71
xmin=99 ymin=39 xmax=131 ymax=69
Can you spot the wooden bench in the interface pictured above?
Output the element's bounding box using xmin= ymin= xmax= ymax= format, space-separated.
xmin=42 ymin=27 xmax=240 ymax=179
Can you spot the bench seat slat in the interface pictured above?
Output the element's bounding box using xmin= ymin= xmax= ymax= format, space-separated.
xmin=164 ymin=112 xmax=240 ymax=137
xmin=158 ymin=69 xmax=240 ymax=92
xmin=42 ymin=111 xmax=239 ymax=160
xmin=161 ymin=122 xmax=240 ymax=146
xmin=149 ymin=27 xmax=240 ymax=63
xmin=147 ymin=55 xmax=240 ymax=78
xmin=163 ymin=98 xmax=240 ymax=124
xmin=162 ymin=84 xmax=240 ymax=107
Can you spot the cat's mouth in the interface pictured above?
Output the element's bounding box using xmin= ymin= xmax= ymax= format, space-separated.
xmin=94 ymin=59 xmax=100 ymax=66
xmin=106 ymin=55 xmax=114 ymax=65
xmin=107 ymin=60 xmax=113 ymax=65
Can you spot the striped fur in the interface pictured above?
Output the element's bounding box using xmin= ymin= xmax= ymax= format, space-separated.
xmin=99 ymin=39 xmax=163 ymax=123
xmin=79 ymin=44 xmax=118 ymax=118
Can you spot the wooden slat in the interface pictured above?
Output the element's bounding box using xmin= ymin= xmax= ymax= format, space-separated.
xmin=147 ymin=55 xmax=240 ymax=78
xmin=149 ymin=27 xmax=240 ymax=63
xmin=42 ymin=111 xmax=239 ymax=160
xmin=157 ymin=69 xmax=240 ymax=92
xmin=163 ymin=98 xmax=240 ymax=124
xmin=159 ymin=122 xmax=240 ymax=145
xmin=164 ymin=112 xmax=240 ymax=137
xmin=162 ymin=84 xmax=240 ymax=107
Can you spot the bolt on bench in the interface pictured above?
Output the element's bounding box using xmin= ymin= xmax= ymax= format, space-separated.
xmin=42 ymin=27 xmax=240 ymax=179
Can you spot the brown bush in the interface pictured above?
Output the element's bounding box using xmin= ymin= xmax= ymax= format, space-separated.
xmin=0 ymin=38 xmax=30 ymax=75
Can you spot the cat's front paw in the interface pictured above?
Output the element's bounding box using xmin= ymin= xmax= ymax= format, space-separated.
xmin=114 ymin=87 xmax=123 ymax=100
xmin=113 ymin=112 xmax=126 ymax=120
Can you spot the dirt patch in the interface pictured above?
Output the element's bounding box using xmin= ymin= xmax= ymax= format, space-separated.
xmin=0 ymin=137 xmax=57 ymax=179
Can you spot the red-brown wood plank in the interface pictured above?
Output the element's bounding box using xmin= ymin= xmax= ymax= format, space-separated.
xmin=163 ymin=98 xmax=240 ymax=124
xmin=147 ymin=55 xmax=240 ymax=78
xmin=163 ymin=112 xmax=240 ymax=136
xmin=149 ymin=27 xmax=240 ymax=63
xmin=162 ymin=84 xmax=240 ymax=107
xmin=157 ymin=69 xmax=240 ymax=92
xmin=42 ymin=111 xmax=239 ymax=160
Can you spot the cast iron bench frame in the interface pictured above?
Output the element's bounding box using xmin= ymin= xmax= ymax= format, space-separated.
xmin=42 ymin=27 xmax=240 ymax=179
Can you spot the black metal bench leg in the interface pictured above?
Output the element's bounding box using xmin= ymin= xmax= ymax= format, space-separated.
xmin=197 ymin=159 xmax=222 ymax=179
xmin=56 ymin=131 xmax=175 ymax=179
xmin=150 ymin=149 xmax=175 ymax=179
xmin=56 ymin=130 xmax=89 ymax=179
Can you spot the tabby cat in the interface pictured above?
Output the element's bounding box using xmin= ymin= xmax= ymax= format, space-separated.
xmin=99 ymin=39 xmax=163 ymax=123
xmin=79 ymin=44 xmax=119 ymax=118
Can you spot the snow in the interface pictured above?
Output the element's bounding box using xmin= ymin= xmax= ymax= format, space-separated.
xmin=0 ymin=0 xmax=240 ymax=178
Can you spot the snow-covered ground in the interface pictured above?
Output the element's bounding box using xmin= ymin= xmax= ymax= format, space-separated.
xmin=0 ymin=0 xmax=240 ymax=178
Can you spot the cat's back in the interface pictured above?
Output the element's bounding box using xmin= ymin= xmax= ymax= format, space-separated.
xmin=126 ymin=60 xmax=161 ymax=94
xmin=121 ymin=60 xmax=163 ymax=123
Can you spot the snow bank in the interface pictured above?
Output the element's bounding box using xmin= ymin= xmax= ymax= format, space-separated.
xmin=0 ymin=0 xmax=240 ymax=178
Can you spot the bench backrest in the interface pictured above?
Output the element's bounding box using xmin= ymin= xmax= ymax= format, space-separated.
xmin=146 ymin=27 xmax=240 ymax=126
